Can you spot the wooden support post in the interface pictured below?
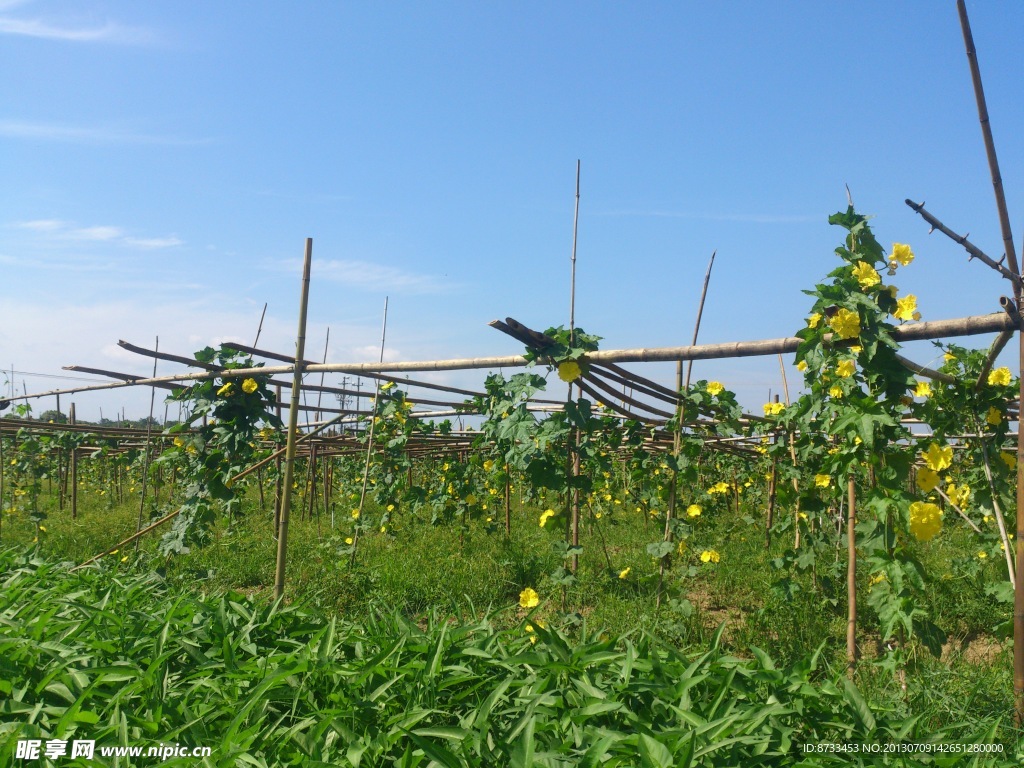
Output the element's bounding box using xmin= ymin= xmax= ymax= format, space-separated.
xmin=70 ymin=404 xmax=78 ymax=520
xmin=847 ymin=476 xmax=857 ymax=679
xmin=274 ymin=238 xmax=313 ymax=602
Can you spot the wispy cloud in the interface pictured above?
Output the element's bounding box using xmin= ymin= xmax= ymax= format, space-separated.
xmin=272 ymin=258 xmax=452 ymax=295
xmin=0 ymin=120 xmax=211 ymax=146
xmin=596 ymin=209 xmax=818 ymax=224
xmin=12 ymin=218 xmax=182 ymax=250
xmin=0 ymin=2 xmax=154 ymax=45
xmin=124 ymin=236 xmax=183 ymax=249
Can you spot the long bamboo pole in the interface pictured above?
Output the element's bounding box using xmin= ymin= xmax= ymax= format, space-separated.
xmin=956 ymin=0 xmax=1024 ymax=724
xmin=135 ymin=338 xmax=160 ymax=552
xmin=847 ymin=476 xmax=857 ymax=679
xmin=7 ymin=313 xmax=1003 ymax=404
xmin=350 ymin=298 xmax=389 ymax=567
xmin=273 ymin=238 xmax=313 ymax=601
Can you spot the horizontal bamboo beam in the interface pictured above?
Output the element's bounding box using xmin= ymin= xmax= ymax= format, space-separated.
xmin=0 ymin=311 xmax=1004 ymax=405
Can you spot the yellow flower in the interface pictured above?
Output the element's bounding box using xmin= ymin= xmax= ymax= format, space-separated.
xmin=890 ymin=243 xmax=915 ymax=266
xmin=557 ymin=361 xmax=582 ymax=383
xmin=829 ymin=385 xmax=843 ymax=399
xmin=386 ymin=503 xmax=395 ymax=512
xmin=909 ymin=501 xmax=942 ymax=541
xmin=807 ymin=313 xmax=822 ymax=329
xmin=539 ymin=509 xmax=555 ymax=528
xmin=121 ymin=556 xmax=129 ymax=563
xmin=706 ymin=381 xmax=724 ymax=396
xmin=217 ymin=382 xmax=234 ymax=396
xmin=852 ymin=261 xmax=881 ymax=289
xmin=1000 ymin=451 xmax=1016 ymax=470
xmin=915 ymin=467 xmax=940 ymax=493
xmin=978 ymin=551 xmax=988 ymax=560
xmin=892 ymin=294 xmax=918 ymax=322
xmin=351 ymin=509 xmax=361 ymax=520
xmin=345 ymin=537 xmax=353 ymax=545
xmin=173 ymin=437 xmax=185 ymax=447
xmin=914 ymin=381 xmax=932 ymax=398
xmin=38 ymin=525 xmax=46 ymax=533
xmin=796 ymin=360 xmax=808 ymax=372
xmin=947 ymin=483 xmax=970 ymax=508
xmin=850 ymin=345 xmax=862 ymax=354
xmin=921 ymin=443 xmax=953 ymax=472
xmin=987 ymin=367 xmax=1012 ymax=387
xmin=519 ymin=587 xmax=540 ymax=609
xmin=483 ymin=459 xmax=495 ymax=472
xmin=986 ymin=407 xmax=1002 ymax=426
xmin=814 ymin=474 xmax=831 ymax=488
xmin=762 ymin=402 xmax=784 ymax=416
xmin=943 ymin=351 xmax=956 ymax=362
xmin=836 ymin=359 xmax=856 ymax=378
xmin=700 ymin=549 xmax=721 ymax=564
xmin=870 ymin=572 xmax=887 ymax=586
xmin=828 ymin=308 xmax=860 ymax=340
xmin=686 ymin=504 xmax=702 ymax=518
xmin=618 ymin=567 xmax=631 ymax=579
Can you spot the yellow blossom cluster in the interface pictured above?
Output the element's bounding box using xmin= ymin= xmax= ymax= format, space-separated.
xmin=909 ymin=501 xmax=942 ymax=541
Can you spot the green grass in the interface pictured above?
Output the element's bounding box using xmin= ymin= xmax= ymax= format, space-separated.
xmin=3 ymin=478 xmax=1023 ymax=762
xmin=2 ymin=546 xmax=1020 ymax=766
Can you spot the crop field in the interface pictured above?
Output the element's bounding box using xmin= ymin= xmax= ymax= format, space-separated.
xmin=3 ymin=210 xmax=1024 ymax=765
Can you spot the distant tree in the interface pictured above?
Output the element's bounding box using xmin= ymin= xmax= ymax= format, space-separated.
xmin=38 ymin=409 xmax=68 ymax=424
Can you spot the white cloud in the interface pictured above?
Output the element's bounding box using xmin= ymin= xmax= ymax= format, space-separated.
xmin=0 ymin=2 xmax=154 ymax=45
xmin=123 ymin=236 xmax=183 ymax=249
xmin=11 ymin=217 xmax=182 ymax=250
xmin=290 ymin=258 xmax=451 ymax=295
xmin=596 ymin=209 xmax=818 ymax=224
xmin=16 ymin=218 xmax=65 ymax=231
xmin=70 ymin=225 xmax=123 ymax=241
xmin=0 ymin=120 xmax=210 ymax=146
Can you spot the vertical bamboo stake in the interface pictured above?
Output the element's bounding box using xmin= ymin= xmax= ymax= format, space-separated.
xmin=658 ymin=250 xmax=716 ymax=608
xmin=273 ymin=384 xmax=283 ymax=532
xmin=957 ymin=0 xmax=1024 ymax=721
xmin=568 ymin=160 xmax=581 ymax=573
xmin=350 ymin=297 xmax=389 ymax=567
xmin=504 ymin=464 xmax=512 ymax=536
xmin=70 ymin=403 xmax=77 ymax=520
xmin=0 ymin=424 xmax=4 ymax=543
xmin=273 ymin=238 xmax=313 ymax=602
xmin=135 ymin=337 xmax=160 ymax=551
xmin=847 ymin=476 xmax=857 ymax=679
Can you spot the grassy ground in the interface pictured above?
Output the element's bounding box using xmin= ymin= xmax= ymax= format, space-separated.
xmin=3 ymin=473 xmax=1018 ymax=749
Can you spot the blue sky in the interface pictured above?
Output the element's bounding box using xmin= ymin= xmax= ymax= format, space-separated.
xmin=2 ymin=1 xmax=1023 ymax=421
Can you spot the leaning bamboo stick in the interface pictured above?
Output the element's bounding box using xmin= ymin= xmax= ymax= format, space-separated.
xmin=273 ymin=238 xmax=313 ymax=601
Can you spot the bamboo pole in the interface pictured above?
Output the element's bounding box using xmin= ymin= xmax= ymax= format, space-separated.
xmin=70 ymin=404 xmax=77 ymax=520
xmin=350 ymin=298 xmax=389 ymax=567
xmin=956 ymin=0 xmax=1020 ymax=287
xmin=135 ymin=338 xmax=160 ymax=552
xmin=847 ymin=476 xmax=857 ymax=679
xmin=273 ymin=238 xmax=314 ymax=602
xmin=568 ymin=160 xmax=581 ymax=574
xmin=0 ymin=312 xmax=997 ymax=406
xmin=684 ymin=251 xmax=717 ymax=390
xmin=957 ymin=0 xmax=1024 ymax=723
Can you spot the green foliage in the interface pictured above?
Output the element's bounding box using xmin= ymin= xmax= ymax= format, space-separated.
xmin=2 ymin=546 xmax=1017 ymax=766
